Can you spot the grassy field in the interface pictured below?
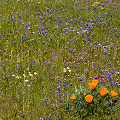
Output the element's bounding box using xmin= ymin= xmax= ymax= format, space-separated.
xmin=0 ymin=0 xmax=120 ymax=119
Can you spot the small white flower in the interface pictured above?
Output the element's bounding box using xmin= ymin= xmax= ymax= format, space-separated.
xmin=25 ymin=80 xmax=29 ymax=82
xmin=27 ymin=84 xmax=31 ymax=87
xmin=82 ymin=30 xmax=88 ymax=33
xmin=23 ymin=74 xmax=26 ymax=77
xmin=117 ymin=72 xmax=119 ymax=74
xmin=16 ymin=76 xmax=20 ymax=79
xmin=68 ymin=69 xmax=71 ymax=72
xmin=29 ymin=73 xmax=32 ymax=76
xmin=63 ymin=68 xmax=67 ymax=72
xmin=34 ymin=72 xmax=37 ymax=75
xmin=67 ymin=67 xmax=70 ymax=69
xmin=11 ymin=74 xmax=15 ymax=77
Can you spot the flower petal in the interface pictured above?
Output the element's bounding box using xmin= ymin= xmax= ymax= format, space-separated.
xmin=111 ymin=90 xmax=118 ymax=98
xmin=70 ymin=94 xmax=76 ymax=100
xmin=85 ymin=95 xmax=93 ymax=103
xmin=100 ymin=88 xmax=109 ymax=97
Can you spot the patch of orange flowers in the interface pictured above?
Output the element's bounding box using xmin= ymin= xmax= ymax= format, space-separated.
xmin=100 ymin=87 xmax=109 ymax=97
xmin=70 ymin=79 xmax=118 ymax=105
xmin=85 ymin=95 xmax=93 ymax=103
xmin=89 ymin=80 xmax=98 ymax=90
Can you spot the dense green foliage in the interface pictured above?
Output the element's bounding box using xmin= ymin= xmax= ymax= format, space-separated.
xmin=62 ymin=80 xmax=119 ymax=120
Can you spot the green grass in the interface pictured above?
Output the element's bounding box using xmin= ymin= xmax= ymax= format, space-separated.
xmin=0 ymin=0 xmax=120 ymax=119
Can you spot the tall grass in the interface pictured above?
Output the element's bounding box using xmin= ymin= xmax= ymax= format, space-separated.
xmin=0 ymin=0 xmax=120 ymax=119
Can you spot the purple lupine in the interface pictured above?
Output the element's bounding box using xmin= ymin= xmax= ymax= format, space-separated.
xmin=108 ymin=61 xmax=111 ymax=65
xmin=43 ymin=98 xmax=47 ymax=104
xmin=104 ymin=49 xmax=107 ymax=55
xmin=107 ymin=84 xmax=110 ymax=88
xmin=65 ymin=32 xmax=68 ymax=36
xmin=63 ymin=85 xmax=66 ymax=90
xmin=51 ymin=72 xmax=54 ymax=76
xmin=39 ymin=118 xmax=43 ymax=120
xmin=71 ymin=6 xmax=73 ymax=10
xmin=56 ymin=91 xmax=60 ymax=95
xmin=69 ymin=48 xmax=73 ymax=52
xmin=105 ymin=71 xmax=113 ymax=84
xmin=57 ymin=86 xmax=61 ymax=91
xmin=114 ymin=28 xmax=118 ymax=32
xmin=116 ymin=44 xmax=119 ymax=48
xmin=1 ymin=93 xmax=4 ymax=96
xmin=103 ymin=22 xmax=105 ymax=27
xmin=11 ymin=73 xmax=15 ymax=77
xmin=51 ymin=66 xmax=55 ymax=70
xmin=46 ymin=7 xmax=49 ymax=12
xmin=42 ymin=41 xmax=45 ymax=44
xmin=48 ymin=114 xmax=52 ymax=120
xmin=112 ymin=6 xmax=115 ymax=10
xmin=0 ymin=50 xmax=2 ymax=55
xmin=70 ymin=19 xmax=73 ymax=23
xmin=56 ymin=77 xmax=60 ymax=81
xmin=70 ymin=83 xmax=73 ymax=86
xmin=19 ymin=85 xmax=21 ymax=88
xmin=64 ymin=79 xmax=67 ymax=85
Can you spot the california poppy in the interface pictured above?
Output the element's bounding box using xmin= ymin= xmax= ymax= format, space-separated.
xmin=92 ymin=80 xmax=98 ymax=86
xmin=70 ymin=94 xmax=76 ymax=100
xmin=88 ymin=83 xmax=96 ymax=90
xmin=89 ymin=80 xmax=98 ymax=90
xmin=85 ymin=95 xmax=93 ymax=103
xmin=111 ymin=90 xmax=118 ymax=98
xmin=100 ymin=88 xmax=109 ymax=97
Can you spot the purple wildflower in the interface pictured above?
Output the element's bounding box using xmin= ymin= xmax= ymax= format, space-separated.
xmin=57 ymin=86 xmax=61 ymax=91
xmin=94 ymin=76 xmax=97 ymax=79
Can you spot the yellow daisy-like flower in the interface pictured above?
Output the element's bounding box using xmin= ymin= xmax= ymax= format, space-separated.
xmin=100 ymin=6 xmax=104 ymax=10
xmin=34 ymin=25 xmax=38 ymax=26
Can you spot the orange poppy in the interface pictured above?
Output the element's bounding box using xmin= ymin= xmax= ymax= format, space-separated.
xmin=92 ymin=80 xmax=99 ymax=87
xmin=70 ymin=94 xmax=76 ymax=100
xmin=85 ymin=95 xmax=93 ymax=103
xmin=89 ymin=80 xmax=98 ymax=90
xmin=111 ymin=91 xmax=118 ymax=98
xmin=100 ymin=87 xmax=109 ymax=97
xmin=88 ymin=83 xmax=96 ymax=90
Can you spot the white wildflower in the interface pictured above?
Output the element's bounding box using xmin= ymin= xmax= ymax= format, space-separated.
xmin=67 ymin=67 xmax=70 ymax=69
xmin=34 ymin=72 xmax=37 ymax=75
xmin=63 ymin=68 xmax=67 ymax=72
xmin=29 ymin=73 xmax=32 ymax=76
xmin=68 ymin=69 xmax=71 ymax=72
xmin=25 ymin=80 xmax=29 ymax=82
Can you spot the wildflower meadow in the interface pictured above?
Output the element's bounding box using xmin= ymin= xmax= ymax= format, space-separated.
xmin=0 ymin=0 xmax=120 ymax=120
